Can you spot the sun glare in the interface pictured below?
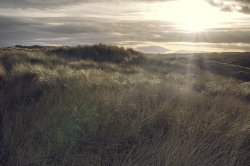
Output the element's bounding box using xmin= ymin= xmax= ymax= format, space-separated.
xmin=173 ymin=0 xmax=221 ymax=32
xmin=150 ymin=0 xmax=235 ymax=32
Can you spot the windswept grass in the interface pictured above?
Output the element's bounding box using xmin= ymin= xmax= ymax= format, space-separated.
xmin=0 ymin=45 xmax=249 ymax=165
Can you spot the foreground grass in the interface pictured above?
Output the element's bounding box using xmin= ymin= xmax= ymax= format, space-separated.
xmin=0 ymin=45 xmax=250 ymax=165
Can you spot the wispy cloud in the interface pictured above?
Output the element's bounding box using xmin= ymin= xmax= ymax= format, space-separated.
xmin=0 ymin=0 xmax=250 ymax=52
xmin=0 ymin=0 xmax=174 ymax=9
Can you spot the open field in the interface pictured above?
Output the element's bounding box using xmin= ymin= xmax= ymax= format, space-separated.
xmin=0 ymin=45 xmax=250 ymax=165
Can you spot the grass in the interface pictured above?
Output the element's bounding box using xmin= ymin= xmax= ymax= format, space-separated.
xmin=0 ymin=44 xmax=250 ymax=165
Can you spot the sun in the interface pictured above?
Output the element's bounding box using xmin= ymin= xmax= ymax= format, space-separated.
xmin=149 ymin=0 xmax=234 ymax=32
xmin=173 ymin=0 xmax=221 ymax=32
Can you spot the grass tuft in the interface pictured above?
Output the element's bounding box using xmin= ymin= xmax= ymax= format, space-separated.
xmin=0 ymin=46 xmax=250 ymax=165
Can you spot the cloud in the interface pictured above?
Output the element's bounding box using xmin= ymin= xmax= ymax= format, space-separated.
xmin=136 ymin=45 xmax=170 ymax=53
xmin=207 ymin=0 xmax=250 ymax=14
xmin=0 ymin=0 xmax=171 ymax=9
xmin=0 ymin=0 xmax=250 ymax=52
xmin=0 ymin=0 xmax=90 ymax=9
xmin=1 ymin=15 xmax=250 ymax=47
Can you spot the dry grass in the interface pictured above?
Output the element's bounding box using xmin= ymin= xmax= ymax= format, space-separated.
xmin=0 ymin=45 xmax=249 ymax=165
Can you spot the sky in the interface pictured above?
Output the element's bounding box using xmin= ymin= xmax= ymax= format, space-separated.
xmin=1 ymin=0 xmax=250 ymax=53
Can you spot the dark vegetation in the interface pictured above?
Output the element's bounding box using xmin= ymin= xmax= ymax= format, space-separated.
xmin=49 ymin=44 xmax=141 ymax=63
xmin=0 ymin=44 xmax=250 ymax=165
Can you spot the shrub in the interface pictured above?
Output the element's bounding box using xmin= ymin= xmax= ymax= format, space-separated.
xmin=49 ymin=44 xmax=141 ymax=63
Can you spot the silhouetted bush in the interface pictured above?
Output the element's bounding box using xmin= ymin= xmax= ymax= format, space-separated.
xmin=49 ymin=44 xmax=141 ymax=63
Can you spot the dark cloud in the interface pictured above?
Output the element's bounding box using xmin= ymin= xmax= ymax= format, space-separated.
xmin=207 ymin=0 xmax=250 ymax=14
xmin=0 ymin=0 xmax=170 ymax=9
xmin=0 ymin=0 xmax=88 ymax=9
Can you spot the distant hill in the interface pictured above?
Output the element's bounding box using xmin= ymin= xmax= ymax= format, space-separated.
xmin=14 ymin=45 xmax=46 ymax=49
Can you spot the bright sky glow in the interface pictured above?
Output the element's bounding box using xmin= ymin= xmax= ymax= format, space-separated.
xmin=146 ymin=0 xmax=242 ymax=32
xmin=0 ymin=0 xmax=250 ymax=53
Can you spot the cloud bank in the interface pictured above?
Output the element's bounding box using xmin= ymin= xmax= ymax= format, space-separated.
xmin=0 ymin=0 xmax=250 ymax=52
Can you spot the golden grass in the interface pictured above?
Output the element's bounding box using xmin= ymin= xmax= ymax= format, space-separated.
xmin=0 ymin=46 xmax=249 ymax=165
